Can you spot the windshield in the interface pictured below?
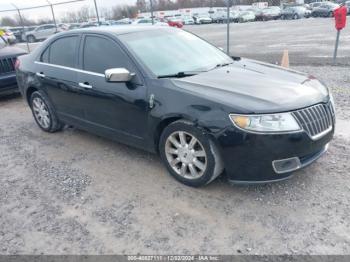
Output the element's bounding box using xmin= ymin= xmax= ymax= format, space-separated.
xmin=119 ymin=29 xmax=233 ymax=77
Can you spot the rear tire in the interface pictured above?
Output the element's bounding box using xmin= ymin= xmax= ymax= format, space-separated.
xmin=159 ymin=120 xmax=224 ymax=187
xmin=29 ymin=90 xmax=63 ymax=133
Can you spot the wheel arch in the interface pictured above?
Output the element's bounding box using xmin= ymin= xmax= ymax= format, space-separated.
xmin=153 ymin=114 xmax=217 ymax=154
xmin=154 ymin=116 xmax=183 ymax=153
xmin=26 ymin=86 xmax=38 ymax=105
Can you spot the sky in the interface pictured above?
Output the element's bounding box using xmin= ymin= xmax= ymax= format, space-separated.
xmin=0 ymin=0 xmax=137 ymax=20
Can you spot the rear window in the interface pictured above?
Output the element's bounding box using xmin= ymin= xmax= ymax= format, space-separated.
xmin=43 ymin=36 xmax=78 ymax=67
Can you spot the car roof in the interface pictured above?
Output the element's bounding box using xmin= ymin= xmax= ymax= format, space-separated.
xmin=68 ymin=25 xmax=172 ymax=36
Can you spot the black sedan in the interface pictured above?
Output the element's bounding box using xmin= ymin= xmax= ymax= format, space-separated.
xmin=16 ymin=27 xmax=335 ymax=187
xmin=0 ymin=36 xmax=27 ymax=96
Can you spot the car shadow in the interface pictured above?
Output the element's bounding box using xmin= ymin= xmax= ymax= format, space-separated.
xmin=0 ymin=92 xmax=21 ymax=102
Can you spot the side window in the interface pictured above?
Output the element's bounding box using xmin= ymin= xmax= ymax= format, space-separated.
xmin=49 ymin=36 xmax=78 ymax=67
xmin=83 ymin=35 xmax=131 ymax=74
xmin=41 ymin=47 xmax=49 ymax=63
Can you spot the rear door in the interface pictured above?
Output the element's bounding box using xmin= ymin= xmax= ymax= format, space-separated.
xmin=34 ymin=34 xmax=83 ymax=122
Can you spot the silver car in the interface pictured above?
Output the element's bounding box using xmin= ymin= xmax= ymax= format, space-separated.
xmin=25 ymin=24 xmax=60 ymax=43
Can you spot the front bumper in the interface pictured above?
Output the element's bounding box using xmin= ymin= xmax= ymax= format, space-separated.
xmin=215 ymin=125 xmax=334 ymax=184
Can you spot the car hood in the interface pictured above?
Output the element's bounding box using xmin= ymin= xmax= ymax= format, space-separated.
xmin=172 ymin=58 xmax=329 ymax=114
xmin=0 ymin=46 xmax=27 ymax=57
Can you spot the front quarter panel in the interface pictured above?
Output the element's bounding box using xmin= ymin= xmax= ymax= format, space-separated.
xmin=146 ymin=78 xmax=232 ymax=150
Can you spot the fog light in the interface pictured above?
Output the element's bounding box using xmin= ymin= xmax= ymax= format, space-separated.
xmin=272 ymin=157 xmax=301 ymax=174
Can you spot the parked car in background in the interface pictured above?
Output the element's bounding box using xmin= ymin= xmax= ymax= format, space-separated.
xmin=256 ymin=7 xmax=281 ymax=21
xmin=212 ymin=11 xmax=240 ymax=23
xmin=80 ymin=21 xmax=110 ymax=28
xmin=165 ymin=17 xmax=183 ymax=28
xmin=132 ymin=18 xmax=169 ymax=26
xmin=281 ymin=6 xmax=311 ymax=19
xmin=7 ymin=27 xmax=23 ymax=42
xmin=0 ymin=28 xmax=16 ymax=44
xmin=193 ymin=14 xmax=212 ymax=24
xmin=312 ymin=2 xmax=339 ymax=17
xmin=58 ymin=23 xmax=70 ymax=31
xmin=238 ymin=11 xmax=256 ymax=22
xmin=182 ymin=16 xmax=195 ymax=25
xmin=110 ymin=18 xmax=132 ymax=25
xmin=346 ymin=1 xmax=350 ymax=14
xmin=80 ymin=23 xmax=98 ymax=28
xmin=16 ymin=26 xmax=335 ymax=186
xmin=21 ymin=26 xmax=37 ymax=42
xmin=0 ymin=36 xmax=26 ymax=96
xmin=25 ymin=24 xmax=60 ymax=43
xmin=67 ymin=23 xmax=81 ymax=30
xmin=309 ymin=2 xmax=322 ymax=10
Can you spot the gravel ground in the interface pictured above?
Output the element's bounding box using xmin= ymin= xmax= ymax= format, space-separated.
xmin=294 ymin=66 xmax=350 ymax=121
xmin=0 ymin=65 xmax=349 ymax=255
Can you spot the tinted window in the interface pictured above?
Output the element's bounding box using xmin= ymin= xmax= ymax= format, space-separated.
xmin=83 ymin=35 xmax=130 ymax=74
xmin=49 ymin=36 xmax=78 ymax=67
xmin=41 ymin=47 xmax=49 ymax=63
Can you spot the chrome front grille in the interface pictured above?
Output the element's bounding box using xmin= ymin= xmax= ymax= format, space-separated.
xmin=293 ymin=103 xmax=335 ymax=140
xmin=0 ymin=57 xmax=16 ymax=74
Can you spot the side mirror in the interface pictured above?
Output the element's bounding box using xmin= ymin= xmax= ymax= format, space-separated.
xmin=105 ymin=68 xmax=135 ymax=82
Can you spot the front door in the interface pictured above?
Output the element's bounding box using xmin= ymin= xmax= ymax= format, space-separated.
xmin=76 ymin=34 xmax=148 ymax=146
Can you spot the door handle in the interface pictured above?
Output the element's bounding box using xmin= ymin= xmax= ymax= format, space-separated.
xmin=36 ymin=72 xmax=45 ymax=78
xmin=79 ymin=82 xmax=92 ymax=89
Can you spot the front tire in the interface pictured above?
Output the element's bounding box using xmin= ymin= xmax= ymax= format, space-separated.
xmin=159 ymin=120 xmax=224 ymax=187
xmin=30 ymin=90 xmax=63 ymax=133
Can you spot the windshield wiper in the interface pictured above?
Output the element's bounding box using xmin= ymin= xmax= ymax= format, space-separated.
xmin=210 ymin=62 xmax=233 ymax=71
xmin=158 ymin=71 xmax=204 ymax=79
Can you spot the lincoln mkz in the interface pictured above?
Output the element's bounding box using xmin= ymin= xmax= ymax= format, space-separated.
xmin=16 ymin=26 xmax=335 ymax=187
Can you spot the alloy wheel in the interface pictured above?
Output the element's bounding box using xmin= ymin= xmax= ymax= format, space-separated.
xmin=165 ymin=131 xmax=207 ymax=179
xmin=32 ymin=97 xmax=51 ymax=129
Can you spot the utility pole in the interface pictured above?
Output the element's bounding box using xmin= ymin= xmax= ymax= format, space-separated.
xmin=226 ymin=0 xmax=230 ymax=55
xmin=93 ymin=0 xmax=100 ymax=25
xmin=12 ymin=4 xmax=30 ymax=52
xmin=150 ymin=0 xmax=154 ymax=25
xmin=46 ymin=1 xmax=58 ymax=33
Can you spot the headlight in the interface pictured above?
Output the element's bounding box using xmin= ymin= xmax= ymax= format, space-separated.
xmin=229 ymin=113 xmax=301 ymax=133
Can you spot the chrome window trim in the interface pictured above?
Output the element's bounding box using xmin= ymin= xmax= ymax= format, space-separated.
xmin=34 ymin=61 xmax=105 ymax=77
